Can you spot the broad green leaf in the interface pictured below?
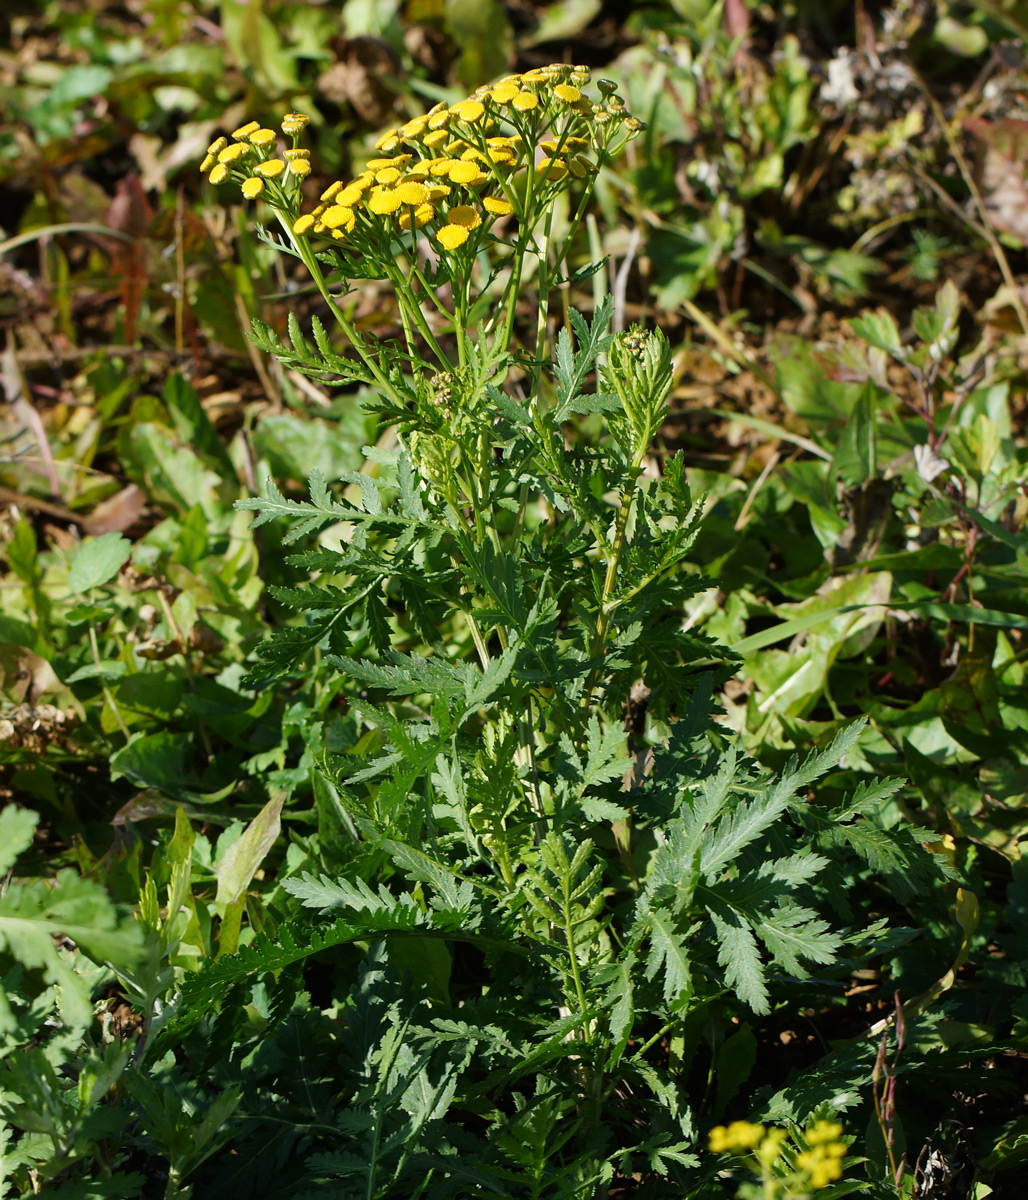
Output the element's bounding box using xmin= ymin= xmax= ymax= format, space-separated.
xmin=67 ymin=533 xmax=130 ymax=593
xmin=214 ymin=793 xmax=285 ymax=907
xmin=0 ymin=806 xmax=37 ymax=875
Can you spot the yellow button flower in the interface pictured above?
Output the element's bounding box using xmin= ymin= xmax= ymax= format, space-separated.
xmin=368 ymin=189 xmax=402 ymax=214
xmin=406 ymin=162 xmax=432 ymax=179
xmin=293 ymin=213 xmax=316 ymax=235
xmin=511 ymin=91 xmax=539 ymax=112
xmin=483 ymin=196 xmax=513 ymax=216
xmin=200 ymin=153 xmax=216 ymax=172
xmin=399 ymin=202 xmax=435 ymax=230
xmin=249 ymin=128 xmax=277 ymax=146
xmin=288 ymin=159 xmax=311 ymax=179
xmin=396 ymin=181 xmax=429 ymax=206
xmin=322 ymin=204 xmax=355 ymax=231
xmin=449 ymin=161 xmax=487 ymax=185
xmin=489 ymin=82 xmax=520 ymax=105
xmin=451 ymin=99 xmax=485 ymax=123
xmin=423 ymin=130 xmax=449 ymax=149
xmin=320 ymin=181 xmax=343 ymax=202
xmin=207 ymin=136 xmax=228 ymax=156
xmin=254 ymin=158 xmax=286 ymax=178
xmin=281 ymin=112 xmax=309 ymax=135
xmin=429 ymin=158 xmax=457 ymax=177
xmin=339 ymin=182 xmax=369 ymax=205
xmin=374 ymin=129 xmax=400 ymax=151
xmin=537 ymin=156 xmax=567 ymax=180
xmin=209 ymin=163 xmax=230 ymax=185
xmin=446 ymin=205 xmax=482 ymax=230
xmin=218 ymin=142 xmax=249 ymax=164
xmin=554 ymin=83 xmax=582 ymax=102
xmin=427 ymin=184 xmax=451 ymax=201
xmin=231 ymin=120 xmax=260 ymax=139
xmin=437 ymin=224 xmax=469 ymax=250
xmin=241 ymin=177 xmax=265 ymax=199
xmin=368 ymin=155 xmax=412 ymax=169
xmin=401 ymin=116 xmax=428 ymax=138
xmin=427 ymin=109 xmax=451 ymax=130
xmin=375 ymin=167 xmax=402 ymax=185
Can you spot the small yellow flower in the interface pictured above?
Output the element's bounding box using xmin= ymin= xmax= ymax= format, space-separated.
xmin=241 ymin=176 xmax=265 ymax=199
xmin=375 ymin=167 xmax=403 ymax=185
xmin=374 ymin=129 xmax=400 ymax=151
xmin=489 ymin=82 xmax=520 ymax=105
xmin=537 ymin=156 xmax=567 ymax=180
xmin=427 ymin=109 xmax=451 ymax=130
xmin=368 ymin=189 xmax=402 ymax=214
xmin=427 ymin=184 xmax=451 ymax=201
xmin=423 ymin=129 xmax=449 ymax=150
xmin=336 ymin=183 xmax=365 ymax=206
xmin=446 ymin=204 xmax=482 ymax=230
xmin=284 ymin=148 xmax=310 ymax=160
xmin=406 ymin=162 xmax=432 ymax=179
xmin=288 ymin=159 xmax=311 ymax=179
xmin=218 ymin=142 xmax=249 ymax=164
xmin=511 ymin=91 xmax=539 ymax=112
xmin=254 ymin=158 xmax=286 ymax=178
xmin=209 ymin=163 xmax=230 ymax=185
xmin=396 ymin=181 xmax=429 ymax=206
xmin=437 ymin=224 xmax=470 ymax=250
xmin=483 ymin=196 xmax=513 ymax=216
xmin=207 ymin=136 xmax=228 ymax=157
xmin=522 ymin=69 xmax=551 ymax=85
xmin=451 ymin=99 xmax=486 ymax=123
xmin=322 ymin=204 xmax=355 ymax=231
xmin=568 ymin=156 xmax=591 ymax=178
xmin=281 ymin=111 xmax=309 ymax=135
xmin=401 ymin=116 xmax=428 ymax=138
xmin=293 ymin=213 xmax=316 ymax=235
xmin=444 ymin=138 xmax=469 ymax=156
xmin=554 ymin=83 xmax=581 ymax=102
xmin=399 ymin=202 xmax=435 ymax=230
xmin=231 ymin=120 xmax=260 ymax=140
xmin=199 ymin=153 xmax=216 ymax=173
xmin=321 ymin=181 xmax=343 ymax=202
xmin=449 ymin=161 xmax=487 ymax=186
xmin=755 ymin=1129 xmax=788 ymax=1167
xmin=249 ymin=128 xmax=277 ymax=146
xmin=708 ymin=1121 xmax=765 ymax=1153
xmin=368 ymin=154 xmax=412 ymax=169
xmin=807 ymin=1121 xmax=845 ymax=1146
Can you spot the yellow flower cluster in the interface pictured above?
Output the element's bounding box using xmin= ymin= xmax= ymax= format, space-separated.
xmin=708 ymin=1119 xmax=847 ymax=1192
xmin=708 ymin=1121 xmax=766 ymax=1153
xmin=199 ymin=113 xmax=312 ymax=201
xmin=276 ymin=63 xmax=635 ymax=260
xmin=796 ymin=1121 xmax=846 ymax=1190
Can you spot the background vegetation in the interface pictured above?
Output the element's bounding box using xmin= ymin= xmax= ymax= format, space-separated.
xmin=2 ymin=1 xmax=1028 ymax=1196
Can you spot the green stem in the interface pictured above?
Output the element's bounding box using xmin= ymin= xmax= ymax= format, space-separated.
xmin=278 ymin=215 xmax=405 ymax=407
xmin=90 ymin=623 xmax=129 ymax=739
xmin=581 ymin=444 xmax=647 ymax=708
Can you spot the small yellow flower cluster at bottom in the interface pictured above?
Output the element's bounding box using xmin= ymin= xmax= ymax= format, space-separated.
xmin=708 ymin=1119 xmax=847 ymax=1191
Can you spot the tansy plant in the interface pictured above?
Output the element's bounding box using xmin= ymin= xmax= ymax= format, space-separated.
xmin=182 ymin=66 xmax=936 ymax=1197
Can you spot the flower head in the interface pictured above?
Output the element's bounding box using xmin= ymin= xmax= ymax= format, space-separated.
xmin=437 ymin=224 xmax=470 ymax=250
